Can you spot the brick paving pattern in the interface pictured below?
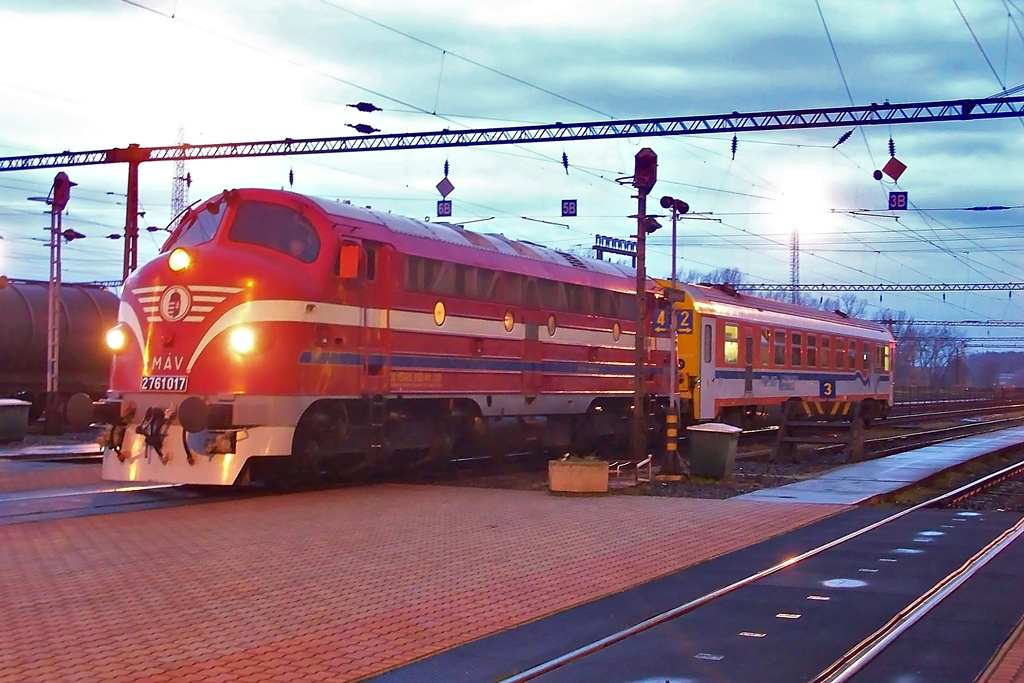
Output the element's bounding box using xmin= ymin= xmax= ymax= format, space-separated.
xmin=0 ymin=484 xmax=844 ymax=682
xmin=982 ymin=617 xmax=1024 ymax=683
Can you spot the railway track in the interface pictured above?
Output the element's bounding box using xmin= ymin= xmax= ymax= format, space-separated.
xmin=497 ymin=453 xmax=1024 ymax=682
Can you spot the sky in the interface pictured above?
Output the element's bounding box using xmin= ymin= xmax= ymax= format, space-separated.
xmin=1 ymin=0 xmax=1023 ymax=348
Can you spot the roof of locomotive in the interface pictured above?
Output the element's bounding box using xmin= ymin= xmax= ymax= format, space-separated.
xmin=667 ymin=281 xmax=894 ymax=342
xmin=304 ymin=194 xmax=641 ymax=286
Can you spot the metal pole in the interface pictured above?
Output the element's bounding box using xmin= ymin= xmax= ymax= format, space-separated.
xmin=44 ymin=197 xmax=61 ymax=435
xmin=665 ymin=205 xmax=681 ymax=474
xmin=124 ymin=159 xmax=140 ymax=281
xmin=631 ymin=192 xmax=647 ymax=462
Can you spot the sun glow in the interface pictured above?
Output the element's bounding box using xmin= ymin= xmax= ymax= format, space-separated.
xmin=772 ymin=167 xmax=837 ymax=236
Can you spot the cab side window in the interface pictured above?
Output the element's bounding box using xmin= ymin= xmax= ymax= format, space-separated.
xmin=229 ymin=201 xmax=321 ymax=263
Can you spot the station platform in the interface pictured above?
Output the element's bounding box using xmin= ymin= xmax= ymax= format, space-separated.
xmin=3 ymin=425 xmax=1024 ymax=681
xmin=0 ymin=442 xmax=103 ymax=493
xmin=1 ymin=484 xmax=843 ymax=681
xmin=737 ymin=424 xmax=1024 ymax=505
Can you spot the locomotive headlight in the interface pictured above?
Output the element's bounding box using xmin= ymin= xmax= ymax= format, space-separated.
xmin=168 ymin=248 xmax=191 ymax=272
xmin=229 ymin=326 xmax=256 ymax=354
xmin=105 ymin=324 xmax=129 ymax=353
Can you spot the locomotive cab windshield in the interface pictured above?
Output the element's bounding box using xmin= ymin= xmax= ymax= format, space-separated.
xmin=162 ymin=198 xmax=226 ymax=251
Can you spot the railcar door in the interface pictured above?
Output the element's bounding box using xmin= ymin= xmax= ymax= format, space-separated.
xmin=522 ymin=280 xmax=543 ymax=397
xmin=744 ymin=332 xmax=754 ymax=395
xmin=353 ymin=241 xmax=390 ymax=396
xmin=698 ymin=318 xmax=716 ymax=420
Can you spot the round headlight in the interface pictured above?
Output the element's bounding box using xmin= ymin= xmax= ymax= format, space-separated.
xmin=168 ymin=248 xmax=191 ymax=272
xmin=105 ymin=325 xmax=128 ymax=353
xmin=229 ymin=327 xmax=256 ymax=354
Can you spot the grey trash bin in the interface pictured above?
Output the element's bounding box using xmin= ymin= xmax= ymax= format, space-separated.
xmin=686 ymin=422 xmax=742 ymax=479
xmin=0 ymin=399 xmax=31 ymax=442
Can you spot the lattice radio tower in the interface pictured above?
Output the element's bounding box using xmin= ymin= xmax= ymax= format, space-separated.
xmin=789 ymin=227 xmax=800 ymax=304
xmin=170 ymin=125 xmax=190 ymax=227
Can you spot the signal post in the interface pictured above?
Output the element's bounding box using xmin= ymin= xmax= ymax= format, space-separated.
xmin=630 ymin=149 xmax=657 ymax=464
xmin=45 ymin=172 xmax=75 ymax=434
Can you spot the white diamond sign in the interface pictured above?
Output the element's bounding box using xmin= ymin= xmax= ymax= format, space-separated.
xmin=436 ymin=177 xmax=454 ymax=198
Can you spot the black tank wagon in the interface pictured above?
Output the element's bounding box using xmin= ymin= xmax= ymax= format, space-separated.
xmin=0 ymin=278 xmax=117 ymax=421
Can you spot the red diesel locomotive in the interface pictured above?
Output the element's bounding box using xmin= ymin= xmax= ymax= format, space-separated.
xmin=88 ymin=188 xmax=672 ymax=485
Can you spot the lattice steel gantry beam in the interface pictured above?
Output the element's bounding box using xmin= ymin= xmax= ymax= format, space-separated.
xmin=2 ymin=95 xmax=1023 ymax=172
xmin=2 ymin=94 xmax=1023 ymax=280
xmin=737 ymin=282 xmax=1024 ymax=293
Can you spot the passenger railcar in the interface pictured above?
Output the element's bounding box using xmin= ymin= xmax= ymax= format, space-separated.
xmin=655 ymin=280 xmax=895 ymax=426
xmin=88 ymin=189 xmax=672 ymax=485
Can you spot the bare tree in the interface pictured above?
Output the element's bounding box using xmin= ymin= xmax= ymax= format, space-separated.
xmin=680 ymin=267 xmax=745 ymax=285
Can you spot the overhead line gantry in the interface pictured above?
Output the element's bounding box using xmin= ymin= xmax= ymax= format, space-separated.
xmin=1 ymin=95 xmax=1023 ymax=280
xmin=736 ymin=282 xmax=1024 ymax=293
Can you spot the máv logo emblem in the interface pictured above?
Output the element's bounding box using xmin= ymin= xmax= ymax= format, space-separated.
xmin=159 ymin=285 xmax=192 ymax=322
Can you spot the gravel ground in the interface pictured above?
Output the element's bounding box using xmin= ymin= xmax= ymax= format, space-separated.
xmin=404 ymin=449 xmax=854 ymax=500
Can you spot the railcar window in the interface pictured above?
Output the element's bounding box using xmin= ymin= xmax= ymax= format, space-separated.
xmin=862 ymin=343 xmax=870 ymax=370
xmin=526 ymin=279 xmax=540 ymax=308
xmin=835 ymin=339 xmax=845 ymax=369
xmin=164 ymin=199 xmax=225 ymax=251
xmin=565 ymin=284 xmax=584 ymax=313
xmin=848 ymin=340 xmax=857 ymax=370
xmin=228 ymin=201 xmax=320 ymax=263
xmin=703 ymin=324 xmax=712 ymax=363
xmin=724 ymin=324 xmax=739 ymax=364
xmin=760 ymin=329 xmax=771 ymax=366
xmin=365 ymin=247 xmax=376 ymax=281
xmin=774 ymin=329 xmax=787 ymax=366
xmin=580 ymin=286 xmax=594 ymax=315
xmin=792 ymin=332 xmax=803 ymax=366
xmin=538 ymin=279 xmax=566 ymax=310
xmin=619 ymin=294 xmax=636 ymax=320
xmin=430 ymin=261 xmax=455 ymax=295
xmin=821 ymin=336 xmax=831 ymax=369
xmin=477 ymin=269 xmax=499 ymax=301
xmin=454 ymin=264 xmax=475 ymax=298
xmin=405 ymin=255 xmax=424 ymax=291
xmin=883 ymin=345 xmax=891 ymax=371
xmin=504 ymin=274 xmax=524 ymax=305
xmin=590 ymin=288 xmax=607 ymax=316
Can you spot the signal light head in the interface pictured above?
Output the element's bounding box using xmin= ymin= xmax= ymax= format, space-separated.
xmin=660 ymin=196 xmax=690 ymax=214
xmin=633 ymin=148 xmax=658 ymax=195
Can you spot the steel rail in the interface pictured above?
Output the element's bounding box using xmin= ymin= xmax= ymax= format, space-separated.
xmin=499 ymin=441 xmax=1024 ymax=682
xmin=813 ymin=515 xmax=1024 ymax=683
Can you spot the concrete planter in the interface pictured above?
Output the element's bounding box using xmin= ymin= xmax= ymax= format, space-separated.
xmin=548 ymin=459 xmax=609 ymax=494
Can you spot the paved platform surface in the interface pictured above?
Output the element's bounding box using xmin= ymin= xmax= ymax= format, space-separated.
xmin=0 ymin=457 xmax=103 ymax=494
xmin=0 ymin=436 xmax=104 ymax=493
xmin=0 ymin=484 xmax=843 ymax=682
xmin=737 ymin=425 xmax=1024 ymax=504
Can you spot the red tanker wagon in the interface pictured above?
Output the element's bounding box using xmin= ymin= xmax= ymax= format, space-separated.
xmin=91 ymin=188 xmax=671 ymax=486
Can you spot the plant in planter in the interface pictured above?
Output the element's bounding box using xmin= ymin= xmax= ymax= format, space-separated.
xmin=548 ymin=454 xmax=609 ymax=494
